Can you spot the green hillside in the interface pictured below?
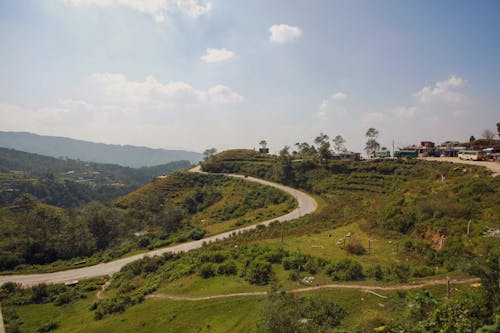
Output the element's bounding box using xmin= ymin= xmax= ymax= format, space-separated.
xmin=0 ymin=147 xmax=191 ymax=207
xmin=1 ymin=150 xmax=498 ymax=332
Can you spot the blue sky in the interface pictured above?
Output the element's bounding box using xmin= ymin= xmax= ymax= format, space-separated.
xmin=0 ymin=0 xmax=499 ymax=153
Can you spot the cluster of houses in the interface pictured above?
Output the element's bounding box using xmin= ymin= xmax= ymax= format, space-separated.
xmin=259 ymin=139 xmax=500 ymax=162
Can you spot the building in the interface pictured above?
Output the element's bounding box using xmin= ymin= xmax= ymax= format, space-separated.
xmin=417 ymin=141 xmax=435 ymax=157
xmin=334 ymin=151 xmax=361 ymax=161
xmin=374 ymin=150 xmax=391 ymax=158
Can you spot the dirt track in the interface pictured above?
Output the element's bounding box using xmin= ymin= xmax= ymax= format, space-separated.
xmin=147 ymin=277 xmax=480 ymax=301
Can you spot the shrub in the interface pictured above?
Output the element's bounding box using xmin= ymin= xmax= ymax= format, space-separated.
xmin=327 ymin=259 xmax=364 ymax=281
xmin=412 ymin=265 xmax=435 ymax=278
xmin=367 ymin=265 xmax=384 ymax=281
xmin=37 ymin=321 xmax=59 ymax=332
xmin=345 ymin=241 xmax=367 ymax=255
xmin=199 ymin=263 xmax=216 ymax=278
xmin=389 ymin=263 xmax=411 ymax=282
xmin=246 ymin=259 xmax=274 ymax=285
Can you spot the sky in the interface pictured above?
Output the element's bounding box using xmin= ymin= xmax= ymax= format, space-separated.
xmin=0 ymin=0 xmax=499 ymax=154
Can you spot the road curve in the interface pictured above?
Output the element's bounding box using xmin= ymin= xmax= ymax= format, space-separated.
xmin=0 ymin=166 xmax=318 ymax=287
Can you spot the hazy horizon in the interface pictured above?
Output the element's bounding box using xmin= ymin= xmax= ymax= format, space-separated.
xmin=1 ymin=0 xmax=499 ymax=154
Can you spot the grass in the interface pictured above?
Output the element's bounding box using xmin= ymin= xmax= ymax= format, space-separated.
xmin=259 ymin=223 xmax=417 ymax=268
xmin=7 ymin=281 xmax=476 ymax=333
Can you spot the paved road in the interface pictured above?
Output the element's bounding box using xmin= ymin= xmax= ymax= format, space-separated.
xmin=0 ymin=166 xmax=318 ymax=287
xmin=423 ymin=157 xmax=500 ymax=177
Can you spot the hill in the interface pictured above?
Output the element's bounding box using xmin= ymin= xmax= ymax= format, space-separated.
xmin=0 ymin=147 xmax=191 ymax=207
xmin=0 ymin=131 xmax=202 ymax=167
xmin=1 ymin=150 xmax=498 ymax=332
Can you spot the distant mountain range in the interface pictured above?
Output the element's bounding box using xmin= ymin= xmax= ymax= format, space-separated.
xmin=0 ymin=131 xmax=202 ymax=167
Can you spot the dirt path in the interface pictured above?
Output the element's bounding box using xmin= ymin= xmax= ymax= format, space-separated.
xmin=0 ymin=167 xmax=318 ymax=287
xmin=423 ymin=157 xmax=500 ymax=177
xmin=147 ymin=277 xmax=480 ymax=301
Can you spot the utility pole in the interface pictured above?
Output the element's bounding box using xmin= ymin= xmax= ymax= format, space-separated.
xmin=392 ymin=140 xmax=395 ymax=157
xmin=467 ymin=220 xmax=472 ymax=236
xmin=447 ymin=276 xmax=451 ymax=299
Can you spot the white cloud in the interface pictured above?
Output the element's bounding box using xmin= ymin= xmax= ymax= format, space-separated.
xmin=63 ymin=0 xmax=212 ymax=22
xmin=269 ymin=24 xmax=302 ymax=43
xmin=331 ymin=92 xmax=347 ymax=101
xmin=392 ymin=106 xmax=417 ymax=118
xmin=415 ymin=75 xmax=467 ymax=105
xmin=317 ymin=91 xmax=348 ymax=118
xmin=361 ymin=112 xmax=385 ymax=124
xmin=200 ymin=48 xmax=235 ymax=63
xmin=90 ymin=73 xmax=243 ymax=107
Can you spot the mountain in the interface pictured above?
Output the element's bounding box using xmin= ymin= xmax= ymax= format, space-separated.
xmin=0 ymin=131 xmax=202 ymax=167
xmin=0 ymin=147 xmax=191 ymax=207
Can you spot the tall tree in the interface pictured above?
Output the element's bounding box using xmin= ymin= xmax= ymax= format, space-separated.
xmin=482 ymin=129 xmax=495 ymax=140
xmin=364 ymin=128 xmax=380 ymax=157
xmin=275 ymin=146 xmax=294 ymax=184
xmin=332 ymin=135 xmax=346 ymax=153
xmin=203 ymin=148 xmax=217 ymax=161
xmin=315 ymin=133 xmax=332 ymax=163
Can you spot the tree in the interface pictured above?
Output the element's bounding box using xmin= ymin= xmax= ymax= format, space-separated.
xmin=332 ymin=135 xmax=346 ymax=153
xmin=314 ymin=133 xmax=329 ymax=146
xmin=497 ymin=122 xmax=500 ymax=137
xmin=273 ymin=146 xmax=293 ymax=184
xmin=314 ymin=133 xmax=332 ymax=163
xmin=482 ymin=129 xmax=495 ymax=140
xmin=203 ymin=148 xmax=217 ymax=161
xmin=81 ymin=202 xmax=119 ymax=251
xmin=246 ymin=259 xmax=274 ymax=285
xmin=294 ymin=142 xmax=316 ymax=156
xmin=364 ymin=128 xmax=380 ymax=157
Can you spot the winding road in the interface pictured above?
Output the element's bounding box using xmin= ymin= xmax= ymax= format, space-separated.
xmin=0 ymin=166 xmax=318 ymax=287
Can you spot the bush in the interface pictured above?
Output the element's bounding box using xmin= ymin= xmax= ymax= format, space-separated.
xmin=137 ymin=238 xmax=150 ymax=248
xmin=246 ymin=259 xmax=274 ymax=285
xmin=199 ymin=263 xmax=216 ymax=278
xmin=345 ymin=241 xmax=367 ymax=255
xmin=326 ymin=259 xmax=364 ymax=281
xmin=217 ymin=261 xmax=237 ymax=275
xmin=37 ymin=321 xmax=59 ymax=332
xmin=412 ymin=265 xmax=435 ymax=278
xmin=389 ymin=263 xmax=411 ymax=282
xmin=367 ymin=265 xmax=384 ymax=281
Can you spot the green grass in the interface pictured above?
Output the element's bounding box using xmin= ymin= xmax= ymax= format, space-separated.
xmin=7 ymin=282 xmax=477 ymax=333
xmin=260 ymin=223 xmax=417 ymax=267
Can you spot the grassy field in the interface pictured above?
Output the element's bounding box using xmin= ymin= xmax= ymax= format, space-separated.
xmin=6 ymin=282 xmax=476 ymax=333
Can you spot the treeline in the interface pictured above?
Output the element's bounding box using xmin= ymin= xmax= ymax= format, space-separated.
xmin=0 ymin=147 xmax=191 ymax=207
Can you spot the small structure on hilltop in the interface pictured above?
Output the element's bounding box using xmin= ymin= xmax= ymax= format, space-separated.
xmin=258 ymin=140 xmax=269 ymax=154
xmin=333 ymin=151 xmax=361 ymax=161
xmin=417 ymin=141 xmax=435 ymax=157
xmin=435 ymin=141 xmax=466 ymax=157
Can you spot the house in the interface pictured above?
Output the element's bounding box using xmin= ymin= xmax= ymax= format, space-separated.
xmin=417 ymin=141 xmax=435 ymax=157
xmin=333 ymin=151 xmax=361 ymax=161
xmin=435 ymin=141 xmax=466 ymax=157
xmin=374 ymin=150 xmax=391 ymax=158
